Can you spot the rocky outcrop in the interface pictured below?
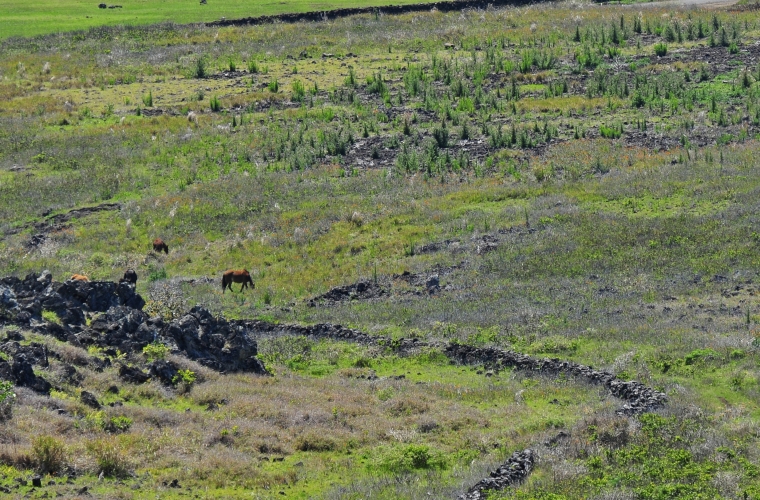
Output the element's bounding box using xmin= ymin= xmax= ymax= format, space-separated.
xmin=0 ymin=271 xmax=144 ymax=328
xmin=307 ymin=280 xmax=388 ymax=306
xmin=0 ymin=355 xmax=52 ymax=394
xmin=459 ymin=449 xmax=535 ymax=500
xmin=149 ymin=360 xmax=179 ymax=385
xmin=0 ymin=272 xmax=269 ymax=381
xmin=163 ymin=307 xmax=266 ymax=373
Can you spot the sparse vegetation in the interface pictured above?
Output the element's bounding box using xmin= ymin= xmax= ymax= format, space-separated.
xmin=1 ymin=1 xmax=760 ymax=498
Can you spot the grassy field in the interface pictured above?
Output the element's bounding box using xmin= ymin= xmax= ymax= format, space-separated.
xmin=1 ymin=0 xmax=452 ymax=40
xmin=2 ymin=0 xmax=760 ymax=498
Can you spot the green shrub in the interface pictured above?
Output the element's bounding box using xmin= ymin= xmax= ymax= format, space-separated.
xmin=42 ymin=310 xmax=62 ymax=325
xmin=31 ymin=435 xmax=66 ymax=474
xmin=142 ymin=91 xmax=153 ymax=107
xmin=268 ymin=79 xmax=279 ymax=93
xmin=684 ymin=348 xmax=720 ymax=365
xmin=142 ymin=342 xmax=169 ymax=361
xmin=104 ymin=416 xmax=133 ymax=433
xmin=193 ymin=57 xmax=207 ymax=78
xmin=209 ymin=95 xmax=221 ymax=112
xmin=247 ymin=59 xmax=258 ymax=73
xmin=172 ymin=369 xmax=196 ymax=386
xmin=600 ymin=122 xmax=623 ymax=139
xmin=371 ymin=444 xmax=447 ymax=473
xmin=147 ymin=266 xmax=167 ymax=282
xmin=654 ymin=42 xmax=668 ymax=57
xmin=432 ymin=124 xmax=449 ymax=148
xmin=291 ymin=79 xmax=305 ymax=102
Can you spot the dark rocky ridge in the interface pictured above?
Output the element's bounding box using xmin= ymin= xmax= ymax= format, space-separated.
xmin=0 ymin=272 xmax=268 ymax=391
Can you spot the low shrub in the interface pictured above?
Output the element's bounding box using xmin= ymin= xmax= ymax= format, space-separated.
xmin=31 ymin=435 xmax=66 ymax=474
xmin=143 ymin=342 xmax=169 ymax=362
xmin=370 ymin=444 xmax=447 ymax=473
xmin=87 ymin=436 xmax=130 ymax=477
xmin=295 ymin=431 xmax=338 ymax=452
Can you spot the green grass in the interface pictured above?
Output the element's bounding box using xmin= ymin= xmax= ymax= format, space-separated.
xmin=2 ymin=0 xmax=455 ymax=40
xmin=2 ymin=2 xmax=760 ymax=498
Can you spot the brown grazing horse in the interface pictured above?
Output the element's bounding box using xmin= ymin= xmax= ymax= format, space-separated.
xmin=70 ymin=274 xmax=89 ymax=282
xmin=152 ymin=238 xmax=169 ymax=254
xmin=119 ymin=269 xmax=137 ymax=285
xmin=222 ymin=269 xmax=254 ymax=294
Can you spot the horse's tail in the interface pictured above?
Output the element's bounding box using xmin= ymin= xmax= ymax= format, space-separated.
xmin=221 ymin=274 xmax=228 ymax=290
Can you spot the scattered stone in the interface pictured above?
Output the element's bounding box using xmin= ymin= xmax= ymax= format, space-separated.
xmin=32 ymin=476 xmax=42 ymax=488
xmin=148 ymin=360 xmax=179 ymax=385
xmin=460 ymin=449 xmax=535 ymax=499
xmin=80 ymin=391 xmax=101 ymax=409
xmin=425 ymin=274 xmax=439 ymax=292
xmin=118 ymin=364 xmax=150 ymax=384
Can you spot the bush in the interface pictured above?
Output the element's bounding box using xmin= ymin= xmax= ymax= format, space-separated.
xmin=32 ymin=435 xmax=66 ymax=474
xmin=193 ymin=57 xmax=207 ymax=78
xmin=209 ymin=95 xmax=221 ymax=112
xmin=42 ymin=310 xmax=62 ymax=325
xmin=268 ymin=79 xmax=279 ymax=93
xmin=0 ymin=381 xmax=15 ymax=420
xmin=87 ymin=437 xmax=130 ymax=477
xmin=104 ymin=416 xmax=133 ymax=433
xmin=371 ymin=444 xmax=447 ymax=473
xmin=432 ymin=124 xmax=449 ymax=148
xmin=142 ymin=91 xmax=153 ymax=107
xmin=295 ymin=431 xmax=338 ymax=452
xmin=291 ymin=79 xmax=305 ymax=102
xmin=654 ymin=42 xmax=668 ymax=57
xmin=143 ymin=342 xmax=169 ymax=361
xmin=172 ymin=369 xmax=196 ymax=386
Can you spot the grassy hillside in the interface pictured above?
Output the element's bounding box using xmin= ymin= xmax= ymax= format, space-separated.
xmin=2 ymin=0 xmax=447 ymax=40
xmin=1 ymin=1 xmax=760 ymax=498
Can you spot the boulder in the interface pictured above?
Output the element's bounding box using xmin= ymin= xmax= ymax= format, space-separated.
xmin=163 ymin=306 xmax=267 ymax=374
xmin=11 ymin=355 xmax=51 ymax=394
xmin=148 ymin=360 xmax=179 ymax=385
xmin=80 ymin=390 xmax=101 ymax=409
xmin=118 ymin=364 xmax=150 ymax=384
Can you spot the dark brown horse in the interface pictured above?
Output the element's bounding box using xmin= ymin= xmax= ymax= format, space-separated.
xmin=222 ymin=269 xmax=254 ymax=294
xmin=152 ymin=238 xmax=169 ymax=254
xmin=119 ymin=269 xmax=137 ymax=285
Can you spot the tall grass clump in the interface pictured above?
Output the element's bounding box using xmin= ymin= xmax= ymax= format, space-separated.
xmin=32 ymin=436 xmax=66 ymax=474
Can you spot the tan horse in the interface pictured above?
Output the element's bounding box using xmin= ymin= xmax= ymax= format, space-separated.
xmin=152 ymin=238 xmax=169 ymax=254
xmin=70 ymin=274 xmax=89 ymax=282
xmin=222 ymin=269 xmax=254 ymax=294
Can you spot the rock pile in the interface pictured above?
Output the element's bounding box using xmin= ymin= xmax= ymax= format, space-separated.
xmin=307 ymin=280 xmax=388 ymax=306
xmin=0 ymin=272 xmax=269 ymax=390
xmin=459 ymin=449 xmax=536 ymax=500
